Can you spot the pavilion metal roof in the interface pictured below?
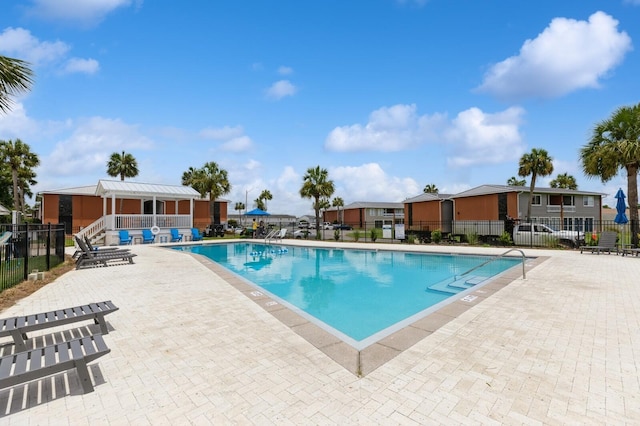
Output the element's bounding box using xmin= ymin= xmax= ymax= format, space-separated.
xmin=95 ymin=180 xmax=202 ymax=199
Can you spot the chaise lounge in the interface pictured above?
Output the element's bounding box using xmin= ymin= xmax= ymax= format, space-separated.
xmin=579 ymin=231 xmax=618 ymax=255
xmin=75 ymin=236 xmax=137 ymax=269
xmin=0 ymin=300 xmax=119 ymax=352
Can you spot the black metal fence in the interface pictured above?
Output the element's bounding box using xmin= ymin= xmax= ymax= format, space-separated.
xmin=233 ymin=219 xmax=638 ymax=249
xmin=0 ymin=223 xmax=66 ymax=291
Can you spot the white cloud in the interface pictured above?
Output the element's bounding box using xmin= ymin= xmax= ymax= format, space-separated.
xmin=325 ymin=104 xmax=446 ymax=152
xmin=25 ymin=0 xmax=138 ymax=26
xmin=331 ymin=163 xmax=420 ymax=202
xmin=477 ymin=11 xmax=632 ymax=100
xmin=0 ymin=27 xmax=69 ymax=66
xmin=444 ymin=107 xmax=526 ymax=167
xmin=221 ymin=136 xmax=253 ymax=152
xmin=278 ymin=66 xmax=293 ymax=75
xmin=62 ymin=57 xmax=100 ymax=74
xmin=265 ymin=80 xmax=297 ymax=100
xmin=199 ymin=125 xmax=244 ymax=140
xmin=43 ymin=117 xmax=154 ymax=177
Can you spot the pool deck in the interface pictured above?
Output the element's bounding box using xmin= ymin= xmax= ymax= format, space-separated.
xmin=1 ymin=240 xmax=639 ymax=423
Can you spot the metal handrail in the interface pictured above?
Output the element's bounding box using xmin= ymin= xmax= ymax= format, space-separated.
xmin=456 ymin=248 xmax=527 ymax=281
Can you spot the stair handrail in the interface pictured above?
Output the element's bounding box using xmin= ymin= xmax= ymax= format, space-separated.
xmin=74 ymin=216 xmax=106 ymax=246
xmin=455 ymin=248 xmax=527 ymax=281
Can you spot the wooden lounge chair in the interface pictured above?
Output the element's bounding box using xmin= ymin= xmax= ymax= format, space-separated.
xmin=579 ymin=231 xmax=618 ymax=254
xmin=0 ymin=301 xmax=119 ymax=352
xmin=0 ymin=334 xmax=110 ymax=394
xmin=75 ymin=237 xmax=136 ymax=269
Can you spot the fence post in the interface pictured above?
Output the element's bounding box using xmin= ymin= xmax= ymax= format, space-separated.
xmin=46 ymin=223 xmax=51 ymax=270
xmin=22 ymin=223 xmax=29 ymax=280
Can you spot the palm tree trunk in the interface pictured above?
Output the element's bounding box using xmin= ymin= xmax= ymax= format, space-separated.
xmin=11 ymin=168 xmax=19 ymax=212
xmin=628 ymin=164 xmax=639 ymax=247
xmin=527 ymin=175 xmax=537 ymax=221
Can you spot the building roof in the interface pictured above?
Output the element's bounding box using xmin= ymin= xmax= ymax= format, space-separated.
xmin=450 ymin=184 xmax=605 ymax=198
xmin=404 ymin=193 xmax=448 ymax=203
xmin=325 ymin=201 xmax=404 ymax=211
xmin=39 ymin=185 xmax=99 ymax=196
xmin=0 ymin=203 xmax=9 ymax=215
xmin=95 ymin=180 xmax=201 ymax=199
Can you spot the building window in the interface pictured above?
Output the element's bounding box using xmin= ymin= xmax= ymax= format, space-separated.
xmin=532 ymin=195 xmax=542 ymax=206
xmin=583 ymin=196 xmax=594 ymax=207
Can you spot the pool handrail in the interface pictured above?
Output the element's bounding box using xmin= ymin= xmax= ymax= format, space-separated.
xmin=455 ymin=248 xmax=527 ymax=281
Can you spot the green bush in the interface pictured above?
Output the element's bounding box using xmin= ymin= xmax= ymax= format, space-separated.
xmin=370 ymin=228 xmax=379 ymax=242
xmin=353 ymin=230 xmax=360 ymax=242
xmin=465 ymin=232 xmax=479 ymax=245
xmin=498 ymin=231 xmax=512 ymax=245
xmin=432 ymin=229 xmax=442 ymax=244
xmin=334 ymin=229 xmax=340 ymax=241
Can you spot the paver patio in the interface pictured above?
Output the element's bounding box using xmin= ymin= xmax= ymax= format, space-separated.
xmin=0 ymin=240 xmax=638 ymax=424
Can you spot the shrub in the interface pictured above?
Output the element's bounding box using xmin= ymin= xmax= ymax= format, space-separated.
xmin=334 ymin=229 xmax=340 ymax=241
xmin=498 ymin=231 xmax=512 ymax=245
xmin=432 ymin=229 xmax=442 ymax=244
xmin=465 ymin=232 xmax=479 ymax=245
xmin=370 ymin=228 xmax=379 ymax=242
xmin=353 ymin=230 xmax=360 ymax=242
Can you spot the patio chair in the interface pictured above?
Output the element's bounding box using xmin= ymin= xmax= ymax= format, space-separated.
xmin=579 ymin=231 xmax=618 ymax=254
xmin=142 ymin=229 xmax=156 ymax=244
xmin=170 ymin=228 xmax=183 ymax=242
xmin=75 ymin=237 xmax=136 ymax=269
xmin=72 ymin=235 xmax=119 ymax=259
xmin=191 ymin=228 xmax=203 ymax=241
xmin=0 ymin=300 xmax=119 ymax=352
xmin=119 ymin=230 xmax=133 ymax=245
xmin=0 ymin=334 xmax=111 ymax=394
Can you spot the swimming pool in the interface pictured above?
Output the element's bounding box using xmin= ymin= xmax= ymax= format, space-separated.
xmin=175 ymin=243 xmax=522 ymax=348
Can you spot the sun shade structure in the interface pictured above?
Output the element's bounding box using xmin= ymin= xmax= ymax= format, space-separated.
xmin=245 ymin=208 xmax=270 ymax=216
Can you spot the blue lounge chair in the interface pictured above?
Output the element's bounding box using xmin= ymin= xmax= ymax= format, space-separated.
xmin=170 ymin=228 xmax=183 ymax=242
xmin=191 ymin=228 xmax=203 ymax=241
xmin=142 ymin=229 xmax=156 ymax=244
xmin=119 ymin=230 xmax=133 ymax=245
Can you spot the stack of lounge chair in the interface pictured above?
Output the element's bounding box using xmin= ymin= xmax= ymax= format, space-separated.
xmin=0 ymin=301 xmax=118 ymax=394
xmin=74 ymin=235 xmax=137 ymax=269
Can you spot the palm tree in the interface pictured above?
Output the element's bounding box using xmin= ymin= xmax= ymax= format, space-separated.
xmin=183 ymin=162 xmax=231 ymax=225
xmin=423 ymin=184 xmax=438 ymax=194
xmin=234 ymin=202 xmax=245 ymax=216
xmin=107 ymin=151 xmax=139 ymax=181
xmin=332 ymin=196 xmax=344 ymax=224
xmin=0 ymin=55 xmax=34 ymax=115
xmin=518 ymin=148 xmax=554 ymax=221
xmin=254 ymin=197 xmax=265 ymax=211
xmin=549 ymin=173 xmax=577 ymax=190
xmin=507 ymin=176 xmax=526 ymax=186
xmin=258 ymin=189 xmax=273 ymax=211
xmin=0 ymin=139 xmax=40 ymax=213
xmin=300 ymin=166 xmax=335 ymax=236
xmin=581 ymin=103 xmax=640 ymax=247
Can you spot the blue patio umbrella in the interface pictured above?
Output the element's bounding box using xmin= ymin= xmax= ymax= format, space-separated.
xmin=614 ymin=188 xmax=628 ymax=224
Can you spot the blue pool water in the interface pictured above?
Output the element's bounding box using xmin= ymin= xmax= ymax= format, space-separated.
xmin=175 ymin=243 xmax=521 ymax=345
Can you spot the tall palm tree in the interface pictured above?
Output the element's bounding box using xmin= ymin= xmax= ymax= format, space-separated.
xmin=183 ymin=162 xmax=231 ymax=225
xmin=300 ymin=166 xmax=335 ymax=236
xmin=258 ymin=189 xmax=273 ymax=211
xmin=234 ymin=201 xmax=245 ymax=226
xmin=332 ymin=196 xmax=344 ymax=224
xmin=423 ymin=184 xmax=438 ymax=194
xmin=0 ymin=139 xmax=40 ymax=213
xmin=518 ymin=148 xmax=554 ymax=221
xmin=549 ymin=173 xmax=577 ymax=190
xmin=507 ymin=176 xmax=526 ymax=186
xmin=107 ymin=151 xmax=139 ymax=181
xmin=581 ymin=103 xmax=640 ymax=247
xmin=254 ymin=197 xmax=266 ymax=211
xmin=0 ymin=55 xmax=34 ymax=115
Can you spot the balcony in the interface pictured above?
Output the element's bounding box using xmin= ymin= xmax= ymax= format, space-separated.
xmin=546 ymin=205 xmax=576 ymax=213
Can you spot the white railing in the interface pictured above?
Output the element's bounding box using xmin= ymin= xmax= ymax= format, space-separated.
xmin=75 ymin=217 xmax=106 ymax=244
xmin=546 ymin=205 xmax=576 ymax=213
xmin=106 ymin=214 xmax=192 ymax=230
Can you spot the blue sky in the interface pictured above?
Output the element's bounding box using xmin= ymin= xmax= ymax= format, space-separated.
xmin=1 ymin=0 xmax=639 ymax=216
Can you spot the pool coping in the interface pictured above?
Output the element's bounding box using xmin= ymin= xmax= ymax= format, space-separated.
xmin=184 ymin=243 xmax=549 ymax=377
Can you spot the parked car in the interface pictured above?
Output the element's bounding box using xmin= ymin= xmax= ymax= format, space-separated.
xmin=293 ymin=229 xmax=316 ymax=239
xmin=513 ymin=223 xmax=584 ymax=248
xmin=323 ymin=222 xmax=333 ymax=230
xmin=333 ymin=224 xmax=352 ymax=230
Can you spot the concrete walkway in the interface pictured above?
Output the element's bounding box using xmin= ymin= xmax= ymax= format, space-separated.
xmin=1 ymin=241 xmax=639 ymax=424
